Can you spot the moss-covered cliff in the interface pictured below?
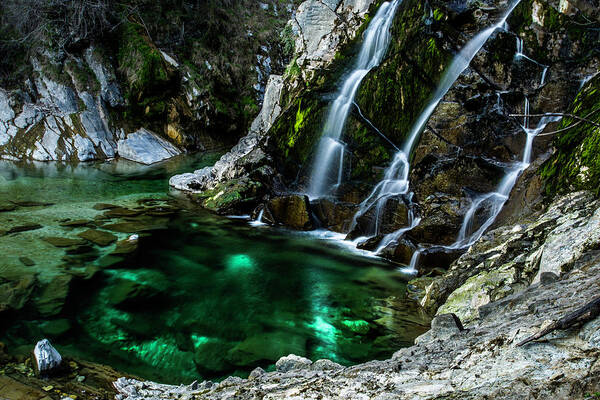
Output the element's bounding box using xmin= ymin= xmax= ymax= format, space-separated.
xmin=542 ymin=75 xmax=600 ymax=195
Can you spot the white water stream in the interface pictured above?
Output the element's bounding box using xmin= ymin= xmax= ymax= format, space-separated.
xmin=351 ymin=0 xmax=523 ymax=245
xmin=308 ymin=0 xmax=401 ymax=198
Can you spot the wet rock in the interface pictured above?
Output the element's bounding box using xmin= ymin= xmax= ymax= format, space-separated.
xmin=7 ymin=224 xmax=43 ymax=234
xmin=0 ymin=275 xmax=36 ymax=312
xmin=12 ymin=200 xmax=54 ymax=207
xmin=376 ymin=238 xmax=418 ymax=265
xmin=267 ymin=195 xmax=314 ymax=230
xmin=33 ymin=339 xmax=62 ymax=376
xmin=418 ymin=246 xmax=464 ymax=274
xmin=0 ymin=203 xmax=17 ymax=212
xmin=102 ymin=207 xmax=142 ymax=218
xmin=117 ymin=128 xmax=181 ymax=165
xmin=341 ymin=319 xmax=370 ymax=335
xmin=42 ymin=236 xmax=87 ymax=248
xmin=226 ymin=332 xmax=307 ymax=367
xmin=77 ymin=229 xmax=118 ymax=246
xmin=311 ymin=198 xmax=357 ymax=232
xmin=406 ymin=194 xmax=466 ymax=246
xmin=347 ymin=197 xmax=410 ymax=240
xmin=59 ymin=219 xmax=94 ymax=228
xmin=275 ymin=354 xmax=312 ymax=372
xmin=111 ymin=238 xmax=139 ymax=256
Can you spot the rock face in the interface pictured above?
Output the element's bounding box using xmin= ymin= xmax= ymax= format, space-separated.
xmin=33 ymin=339 xmax=62 ymax=376
xmin=114 ymin=242 xmax=600 ymax=398
xmin=169 ymin=0 xmax=377 ymax=211
xmin=292 ymin=0 xmax=376 ymax=77
xmin=170 ymin=75 xmax=284 ymax=193
xmin=0 ymin=2 xmax=298 ymax=165
xmin=420 ymin=191 xmax=600 ymax=323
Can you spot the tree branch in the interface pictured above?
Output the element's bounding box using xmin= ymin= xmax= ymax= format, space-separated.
xmin=509 ymin=109 xmax=600 ymax=136
xmin=517 ymin=296 xmax=600 ymax=346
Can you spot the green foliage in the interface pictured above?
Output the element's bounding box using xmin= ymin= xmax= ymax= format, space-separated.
xmin=280 ymin=24 xmax=296 ymax=59
xmin=541 ymin=75 xmax=600 ymax=196
xmin=285 ymin=57 xmax=301 ymax=78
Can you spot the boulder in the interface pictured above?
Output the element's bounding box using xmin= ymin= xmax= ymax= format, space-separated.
xmin=311 ymin=198 xmax=357 ymax=233
xmin=275 ymin=354 xmax=312 ymax=372
xmin=42 ymin=236 xmax=86 ymax=248
xmin=346 ymin=197 xmax=410 ymax=239
xmin=268 ymin=195 xmax=314 ymax=230
xmin=117 ymin=128 xmax=181 ymax=165
xmin=33 ymin=339 xmax=62 ymax=376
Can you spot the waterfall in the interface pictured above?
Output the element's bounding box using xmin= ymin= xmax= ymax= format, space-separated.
xmin=448 ymin=62 xmax=561 ymax=249
xmin=308 ymin=0 xmax=401 ymax=199
xmin=351 ymin=0 xmax=522 ymax=242
xmin=250 ymin=208 xmax=267 ymax=227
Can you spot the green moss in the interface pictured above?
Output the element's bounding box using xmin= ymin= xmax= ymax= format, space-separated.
xmin=432 ymin=8 xmax=444 ymax=21
xmin=354 ymin=0 xmax=452 ymax=147
xmin=541 ymin=75 xmax=600 ymax=196
xmin=197 ymin=179 xmax=262 ymax=212
xmin=118 ymin=22 xmax=170 ymax=100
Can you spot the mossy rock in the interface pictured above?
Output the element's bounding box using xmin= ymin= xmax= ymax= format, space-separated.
xmin=542 ymin=75 xmax=600 ymax=197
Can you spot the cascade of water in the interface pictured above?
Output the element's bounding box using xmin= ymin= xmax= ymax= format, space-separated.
xmin=515 ymin=37 xmax=523 ymax=56
xmin=250 ymin=208 xmax=267 ymax=227
xmin=308 ymin=0 xmax=401 ymax=199
xmin=351 ymin=0 xmax=522 ymax=242
xmin=540 ymin=67 xmax=548 ymax=86
xmin=448 ymin=87 xmax=561 ymax=249
xmin=398 ymin=249 xmax=420 ymax=275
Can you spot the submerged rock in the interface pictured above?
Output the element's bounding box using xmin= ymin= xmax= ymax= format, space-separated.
xmin=7 ymin=224 xmax=43 ymax=234
xmin=33 ymin=339 xmax=62 ymax=376
xmin=42 ymin=236 xmax=87 ymax=248
xmin=77 ymin=229 xmax=118 ymax=247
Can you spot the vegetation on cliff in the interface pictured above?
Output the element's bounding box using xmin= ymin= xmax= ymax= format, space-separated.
xmin=542 ymin=75 xmax=600 ymax=196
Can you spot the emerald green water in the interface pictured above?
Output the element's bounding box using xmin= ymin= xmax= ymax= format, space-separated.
xmin=0 ymin=155 xmax=430 ymax=384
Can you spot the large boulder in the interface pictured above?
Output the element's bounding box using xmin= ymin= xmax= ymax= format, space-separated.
xmin=33 ymin=339 xmax=62 ymax=376
xmin=117 ymin=128 xmax=181 ymax=165
xmin=267 ymin=195 xmax=314 ymax=230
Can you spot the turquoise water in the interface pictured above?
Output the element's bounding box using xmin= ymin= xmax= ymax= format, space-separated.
xmin=0 ymin=155 xmax=430 ymax=384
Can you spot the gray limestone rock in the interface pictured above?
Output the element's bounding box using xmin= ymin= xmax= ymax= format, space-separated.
xmin=117 ymin=129 xmax=181 ymax=165
xmin=33 ymin=339 xmax=62 ymax=376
